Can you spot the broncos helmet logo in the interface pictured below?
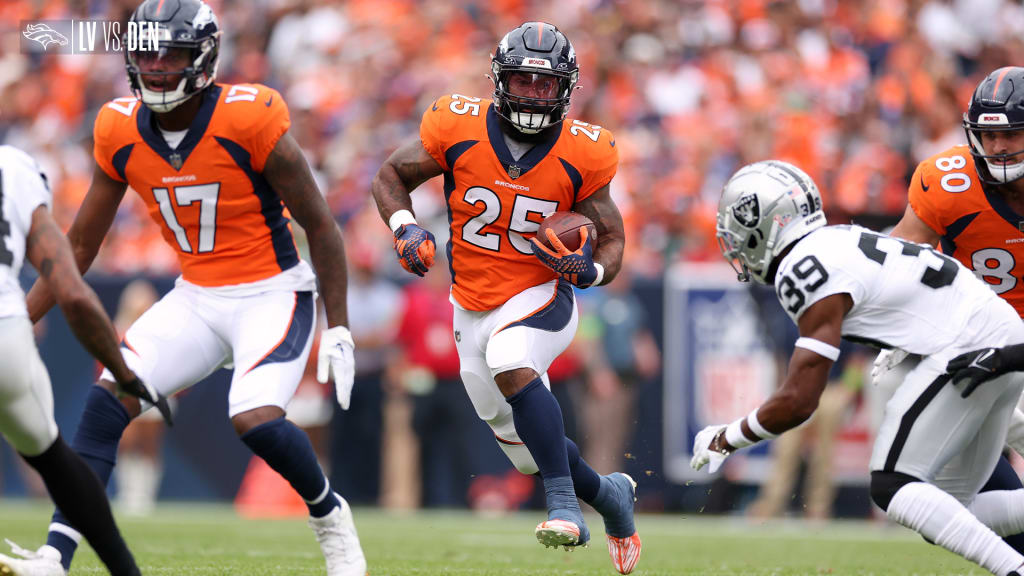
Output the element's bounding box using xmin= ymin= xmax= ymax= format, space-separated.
xmin=23 ymin=23 xmax=69 ymax=50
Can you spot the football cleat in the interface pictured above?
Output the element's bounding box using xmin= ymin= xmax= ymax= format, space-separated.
xmin=601 ymin=473 xmax=642 ymax=574
xmin=0 ymin=541 xmax=64 ymax=576
xmin=308 ymin=494 xmax=368 ymax=576
xmin=535 ymin=519 xmax=582 ymax=550
xmin=606 ymin=532 xmax=642 ymax=575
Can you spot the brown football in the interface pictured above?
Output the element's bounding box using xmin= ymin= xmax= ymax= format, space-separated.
xmin=536 ymin=211 xmax=597 ymax=252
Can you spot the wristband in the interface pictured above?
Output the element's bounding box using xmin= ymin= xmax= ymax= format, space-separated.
xmin=795 ymin=337 xmax=840 ymax=361
xmin=724 ymin=418 xmax=756 ymax=449
xmin=389 ymin=210 xmax=417 ymax=233
xmin=746 ymin=409 xmax=779 ymax=440
xmin=592 ymin=262 xmax=605 ymax=286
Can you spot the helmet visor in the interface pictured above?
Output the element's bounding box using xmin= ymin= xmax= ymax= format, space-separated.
xmin=507 ymin=72 xmax=561 ymax=101
xmin=128 ymin=46 xmax=193 ymax=91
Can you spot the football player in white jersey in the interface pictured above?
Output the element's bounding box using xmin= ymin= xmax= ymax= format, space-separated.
xmin=692 ymin=160 xmax=1024 ymax=576
xmin=0 ymin=145 xmax=166 ymax=576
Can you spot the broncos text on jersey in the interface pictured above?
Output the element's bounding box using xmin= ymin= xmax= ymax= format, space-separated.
xmin=93 ymin=83 xmax=298 ymax=287
xmin=908 ymin=144 xmax=1024 ymax=316
xmin=420 ymin=94 xmax=618 ymax=311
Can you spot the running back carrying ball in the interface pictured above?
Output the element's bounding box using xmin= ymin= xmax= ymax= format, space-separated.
xmin=536 ymin=211 xmax=597 ymax=252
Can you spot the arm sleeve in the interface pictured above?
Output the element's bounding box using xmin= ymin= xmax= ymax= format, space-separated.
xmin=92 ymin=106 xmax=126 ymax=183
xmin=577 ymin=127 xmax=618 ymax=202
xmin=247 ymin=86 xmax=291 ymax=172
xmin=419 ymin=96 xmax=451 ymax=171
xmin=906 ymin=161 xmax=946 ymax=236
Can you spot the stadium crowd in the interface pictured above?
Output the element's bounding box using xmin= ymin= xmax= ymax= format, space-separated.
xmin=2 ymin=0 xmax=1023 ymax=278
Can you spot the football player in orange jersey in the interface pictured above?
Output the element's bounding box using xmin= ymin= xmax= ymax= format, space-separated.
xmin=371 ymin=22 xmax=641 ymax=574
xmin=6 ymin=2 xmax=366 ymax=575
xmin=879 ymin=66 xmax=1024 ymax=554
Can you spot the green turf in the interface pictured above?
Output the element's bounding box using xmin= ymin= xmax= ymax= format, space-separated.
xmin=0 ymin=500 xmax=986 ymax=575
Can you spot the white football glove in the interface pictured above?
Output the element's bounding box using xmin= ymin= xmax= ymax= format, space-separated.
xmin=691 ymin=425 xmax=730 ymax=474
xmin=317 ymin=326 xmax=356 ymax=410
xmin=870 ymin=348 xmax=909 ymax=387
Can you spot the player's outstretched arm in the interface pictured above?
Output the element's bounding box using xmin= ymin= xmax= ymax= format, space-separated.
xmin=370 ymin=136 xmax=443 ymax=224
xmin=692 ymin=293 xmax=847 ymax=473
xmin=25 ymin=205 xmax=171 ymax=422
xmin=573 ymin=185 xmax=625 ymax=286
xmin=750 ymin=293 xmax=848 ymax=434
xmin=26 ymin=162 xmax=127 ymax=323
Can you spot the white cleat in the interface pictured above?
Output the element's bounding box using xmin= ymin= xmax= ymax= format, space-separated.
xmin=308 ymin=494 xmax=368 ymax=576
xmin=0 ymin=541 xmax=64 ymax=576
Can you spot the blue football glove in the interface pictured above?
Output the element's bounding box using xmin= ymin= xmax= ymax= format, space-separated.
xmin=393 ymin=223 xmax=436 ymax=277
xmin=530 ymin=227 xmax=599 ymax=288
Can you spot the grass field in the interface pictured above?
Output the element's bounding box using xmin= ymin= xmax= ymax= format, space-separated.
xmin=0 ymin=500 xmax=987 ymax=575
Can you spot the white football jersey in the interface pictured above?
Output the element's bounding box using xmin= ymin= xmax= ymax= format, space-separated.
xmin=775 ymin=225 xmax=1020 ymax=356
xmin=0 ymin=146 xmax=51 ymax=319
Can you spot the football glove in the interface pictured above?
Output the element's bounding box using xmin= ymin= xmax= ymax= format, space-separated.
xmin=870 ymin=348 xmax=909 ymax=387
xmin=119 ymin=376 xmax=173 ymax=427
xmin=946 ymin=346 xmax=1016 ymax=398
xmin=393 ymin=223 xmax=436 ymax=277
xmin=317 ymin=326 xmax=356 ymax=410
xmin=530 ymin=227 xmax=600 ymax=288
xmin=690 ymin=425 xmax=730 ymax=474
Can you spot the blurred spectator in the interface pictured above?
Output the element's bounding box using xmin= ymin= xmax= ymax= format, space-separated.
xmin=113 ymin=279 xmax=165 ymax=516
xmin=394 ymin=252 xmax=478 ymax=508
xmin=578 ymin=267 xmax=660 ymax=474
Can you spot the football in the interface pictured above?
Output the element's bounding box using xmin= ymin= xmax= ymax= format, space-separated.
xmin=536 ymin=211 xmax=597 ymax=252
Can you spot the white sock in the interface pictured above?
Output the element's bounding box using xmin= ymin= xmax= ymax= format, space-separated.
xmin=888 ymin=482 xmax=1024 ymax=576
xmin=970 ymin=491 xmax=1024 ymax=537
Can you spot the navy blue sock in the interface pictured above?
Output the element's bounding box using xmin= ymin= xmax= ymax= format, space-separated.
xmin=507 ymin=378 xmax=571 ymax=480
xmin=566 ymin=438 xmax=601 ymax=503
xmin=241 ymin=417 xmax=338 ymax=518
xmin=49 ymin=386 xmax=131 ymax=571
xmin=590 ymin=475 xmax=636 ymax=537
xmin=507 ymin=378 xmax=580 ymax=518
xmin=982 ymin=454 xmax=1024 ymax=553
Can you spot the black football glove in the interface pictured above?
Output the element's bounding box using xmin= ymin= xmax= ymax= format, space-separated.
xmin=947 ymin=347 xmax=1006 ymax=398
xmin=119 ymin=376 xmax=174 ymax=426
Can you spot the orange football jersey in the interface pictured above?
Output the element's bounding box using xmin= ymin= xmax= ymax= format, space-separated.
xmin=420 ymin=94 xmax=618 ymax=311
xmin=909 ymin=144 xmax=1024 ymax=315
xmin=93 ymin=83 xmax=298 ymax=287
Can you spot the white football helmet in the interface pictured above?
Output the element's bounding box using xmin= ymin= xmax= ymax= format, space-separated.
xmin=716 ymin=160 xmax=826 ymax=284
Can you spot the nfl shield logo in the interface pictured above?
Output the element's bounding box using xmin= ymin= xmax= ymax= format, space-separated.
xmin=508 ymin=165 xmax=521 ymax=180
xmin=169 ymin=152 xmax=183 ymax=170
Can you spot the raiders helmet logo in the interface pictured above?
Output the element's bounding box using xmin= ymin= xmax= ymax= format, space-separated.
xmin=732 ymin=194 xmax=760 ymax=228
